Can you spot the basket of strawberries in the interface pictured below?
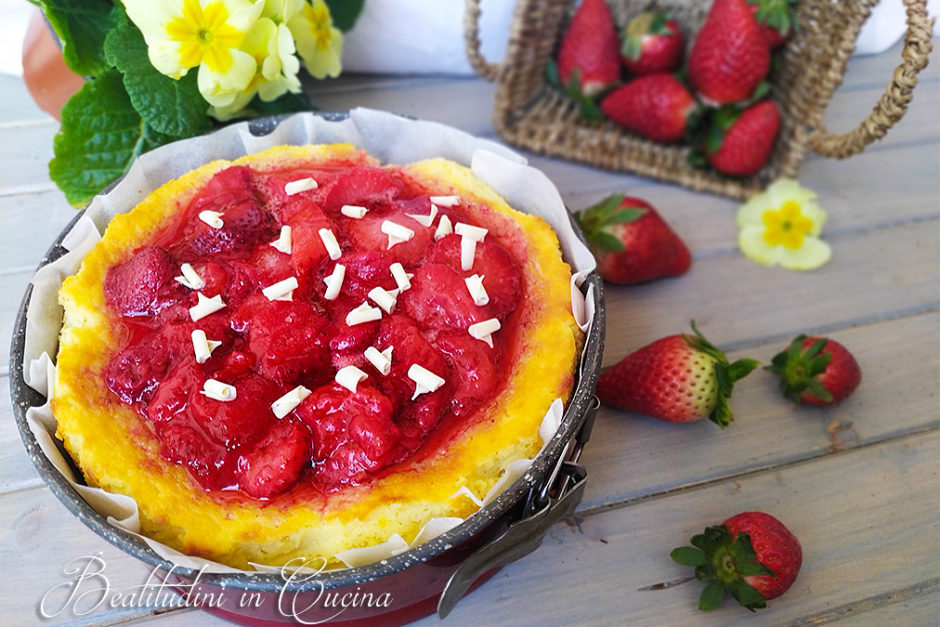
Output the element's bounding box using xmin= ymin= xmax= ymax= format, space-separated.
xmin=464 ymin=0 xmax=933 ymax=199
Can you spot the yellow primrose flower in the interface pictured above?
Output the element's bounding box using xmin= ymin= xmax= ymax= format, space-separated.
xmin=124 ymin=0 xmax=264 ymax=106
xmin=287 ymin=0 xmax=343 ymax=79
xmin=736 ymin=179 xmax=831 ymax=271
xmin=210 ymin=17 xmax=302 ymax=119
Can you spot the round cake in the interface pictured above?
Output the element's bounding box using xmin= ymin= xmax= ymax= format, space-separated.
xmin=53 ymin=143 xmax=581 ymax=569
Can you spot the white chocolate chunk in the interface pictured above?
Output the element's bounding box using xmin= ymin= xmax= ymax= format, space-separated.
xmin=454 ymin=222 xmax=488 ymax=242
xmin=460 ymin=236 xmax=477 ymax=271
xmin=175 ymin=263 xmax=205 ymax=290
xmin=270 ymin=225 xmax=292 ymax=254
xmin=408 ymin=364 xmax=446 ymax=400
xmin=271 ymin=385 xmax=311 ymax=419
xmin=469 ymin=318 xmax=501 ymax=348
xmin=406 ymin=203 xmax=438 ymax=228
xmin=364 ymin=346 xmax=393 ymax=376
xmin=390 ymin=262 xmax=413 ymax=292
xmin=346 ymin=302 xmax=383 ymax=326
xmin=335 ymin=366 xmax=368 ymax=394
xmin=464 ymin=274 xmax=489 ymax=306
xmin=318 ymin=228 xmax=342 ymax=260
xmin=323 ymin=263 xmax=346 ymax=301
xmin=284 ymin=177 xmax=318 ymax=195
xmin=198 ymin=210 xmax=224 ymax=229
xmin=262 ymin=276 xmax=299 ymax=301
xmin=202 ymin=379 xmax=236 ymax=402
xmin=429 ymin=195 xmax=460 ymax=207
xmin=189 ymin=293 xmax=226 ymax=321
xmin=381 ymin=220 xmax=415 ymax=249
xmin=191 ymin=329 xmax=222 ymax=364
xmin=368 ymin=286 xmax=399 ymax=314
xmin=434 ymin=214 xmax=453 ymax=240
xmin=341 ymin=204 xmax=368 ymax=219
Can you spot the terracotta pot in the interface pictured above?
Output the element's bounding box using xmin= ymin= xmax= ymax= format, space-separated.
xmin=21 ymin=8 xmax=84 ymax=120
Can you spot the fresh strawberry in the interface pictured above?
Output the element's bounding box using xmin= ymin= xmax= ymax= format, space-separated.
xmin=104 ymin=246 xmax=183 ymax=318
xmin=575 ymin=194 xmax=691 ymax=285
xmin=765 ymin=335 xmax=862 ymax=405
xmin=746 ymin=0 xmax=797 ymax=49
xmin=671 ymin=511 xmax=802 ymax=610
xmin=235 ymin=418 xmax=311 ymax=499
xmin=688 ymin=0 xmax=770 ymax=105
xmin=706 ymin=100 xmax=779 ymax=176
xmin=620 ymin=11 xmax=684 ymax=75
xmin=596 ymin=322 xmax=759 ymax=426
xmin=600 ymin=74 xmax=698 ymax=142
xmin=556 ymin=0 xmax=620 ymax=99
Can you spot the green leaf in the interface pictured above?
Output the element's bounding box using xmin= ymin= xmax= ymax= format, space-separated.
xmin=324 ymin=0 xmax=365 ymax=32
xmin=604 ymin=208 xmax=646 ymax=225
xmin=593 ymin=231 xmax=626 ymax=253
xmin=729 ymin=579 xmax=767 ymax=611
xmin=803 ymin=337 xmax=828 ymax=360
xmin=50 ymin=72 xmax=173 ymax=207
xmin=806 ymin=378 xmax=834 ymax=403
xmin=727 ymin=358 xmax=761 ymax=383
xmin=671 ymin=546 xmax=707 ymax=566
xmin=709 ymin=395 xmax=734 ymax=428
xmin=698 ymin=580 xmax=725 ymax=611
xmin=715 ymin=363 xmax=733 ymax=398
xmin=104 ymin=12 xmax=211 ymax=137
xmin=545 ymin=59 xmax=561 ymax=89
xmin=579 ymin=97 xmax=603 ymax=122
xmin=40 ymin=0 xmax=116 ymax=77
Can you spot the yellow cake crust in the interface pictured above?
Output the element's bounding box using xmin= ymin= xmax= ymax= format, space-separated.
xmin=54 ymin=144 xmax=581 ymax=569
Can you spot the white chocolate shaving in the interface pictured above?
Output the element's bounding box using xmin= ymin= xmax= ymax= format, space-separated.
xmin=198 ymin=210 xmax=224 ymax=229
xmin=323 ymin=263 xmax=346 ymax=301
xmin=262 ymin=276 xmax=299 ymax=301
xmin=381 ymin=220 xmax=415 ymax=249
xmin=175 ymin=263 xmax=205 ymax=290
xmin=271 ymin=385 xmax=311 ymax=419
xmin=202 ymin=379 xmax=236 ymax=402
xmin=390 ymin=262 xmax=413 ymax=292
xmin=341 ymin=204 xmax=368 ymax=219
xmin=408 ymin=364 xmax=445 ymax=400
xmin=335 ymin=365 xmax=368 ymax=394
xmin=368 ymin=286 xmax=398 ymax=314
xmin=469 ymin=318 xmax=501 ymax=348
xmin=318 ymin=228 xmax=342 ymax=260
xmin=364 ymin=346 xmax=393 ymax=376
xmin=464 ymin=274 xmax=489 ymax=306
xmin=346 ymin=302 xmax=383 ymax=326
xmin=429 ymin=195 xmax=460 ymax=207
xmin=454 ymin=222 xmax=488 ymax=242
xmin=284 ymin=177 xmax=318 ymax=195
xmin=191 ymin=329 xmax=222 ymax=364
xmin=406 ymin=203 xmax=438 ymax=228
xmin=270 ymin=225 xmax=292 ymax=254
xmin=189 ymin=293 xmax=226 ymax=321
xmin=460 ymin=236 xmax=477 ymax=271
xmin=434 ymin=214 xmax=453 ymax=240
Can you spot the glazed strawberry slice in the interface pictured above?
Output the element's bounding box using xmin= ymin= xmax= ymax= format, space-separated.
xmin=434 ymin=332 xmax=500 ymax=417
xmin=247 ymin=242 xmax=295 ymax=287
xmin=104 ymin=246 xmax=184 ymax=318
xmin=426 ymin=234 xmax=523 ymax=319
xmin=235 ymin=418 xmax=311 ymax=499
xmin=187 ymin=197 xmax=279 ymax=256
xmin=156 ymin=422 xmax=228 ymax=489
xmin=232 ymin=295 xmax=335 ymax=386
xmin=322 ymin=167 xmax=403 ymax=214
xmin=285 ymin=199 xmax=337 ymax=273
xmin=260 ymin=169 xmax=337 ymax=219
xmin=398 ymin=263 xmax=487 ymax=331
xmin=329 ymin=318 xmax=379 ymax=371
xmin=147 ymin=360 xmax=204 ymax=424
xmin=343 ymin=210 xmax=433 ymax=267
xmin=107 ymin=335 xmax=175 ymax=408
xmin=188 ymin=373 xmax=280 ymax=448
xmin=189 ymin=166 xmax=259 ymax=216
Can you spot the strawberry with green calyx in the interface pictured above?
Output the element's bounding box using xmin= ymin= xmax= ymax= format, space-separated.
xmin=706 ymin=100 xmax=779 ymax=176
xmin=575 ymin=194 xmax=691 ymax=284
xmin=601 ymin=73 xmax=700 ymax=142
xmin=555 ymin=0 xmax=620 ymax=106
xmin=746 ymin=0 xmax=798 ymax=49
xmin=766 ymin=335 xmax=862 ymax=405
xmin=671 ymin=511 xmax=802 ymax=610
xmin=596 ymin=322 xmax=759 ymax=426
xmin=620 ymin=11 xmax=684 ymax=75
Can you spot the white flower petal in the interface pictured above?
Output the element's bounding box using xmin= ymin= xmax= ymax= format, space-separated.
xmin=777 ymin=237 xmax=832 ymax=271
xmin=738 ymin=225 xmax=783 ymax=267
xmin=736 ymin=191 xmax=772 ymax=227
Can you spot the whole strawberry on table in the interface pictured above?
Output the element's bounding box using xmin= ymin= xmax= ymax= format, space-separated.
xmin=766 ymin=335 xmax=862 ymax=405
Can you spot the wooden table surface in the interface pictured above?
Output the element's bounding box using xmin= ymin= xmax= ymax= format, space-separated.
xmin=2 ymin=40 xmax=938 ymax=626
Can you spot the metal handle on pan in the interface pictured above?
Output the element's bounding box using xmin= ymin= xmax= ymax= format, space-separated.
xmin=436 ymin=396 xmax=599 ymax=618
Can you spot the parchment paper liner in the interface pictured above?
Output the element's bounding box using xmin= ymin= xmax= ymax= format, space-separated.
xmin=22 ymin=108 xmax=598 ymax=574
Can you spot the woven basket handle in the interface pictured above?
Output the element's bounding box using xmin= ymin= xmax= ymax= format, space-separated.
xmin=810 ymin=0 xmax=934 ymax=158
xmin=464 ymin=0 xmax=502 ymax=81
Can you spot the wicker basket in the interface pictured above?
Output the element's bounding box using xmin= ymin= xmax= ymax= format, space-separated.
xmin=464 ymin=0 xmax=933 ymax=199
